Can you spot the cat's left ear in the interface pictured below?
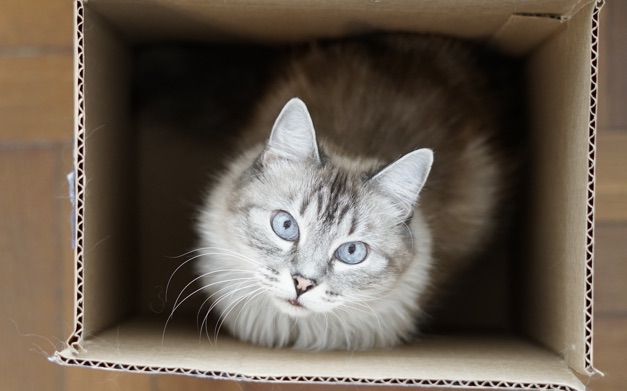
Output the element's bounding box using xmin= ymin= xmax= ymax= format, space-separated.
xmin=369 ymin=149 xmax=433 ymax=220
xmin=262 ymin=98 xmax=321 ymax=166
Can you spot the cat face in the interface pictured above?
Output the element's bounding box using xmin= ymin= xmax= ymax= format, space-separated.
xmin=219 ymin=98 xmax=433 ymax=318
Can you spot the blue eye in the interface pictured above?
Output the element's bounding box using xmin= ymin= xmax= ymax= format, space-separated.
xmin=335 ymin=242 xmax=368 ymax=265
xmin=271 ymin=211 xmax=299 ymax=241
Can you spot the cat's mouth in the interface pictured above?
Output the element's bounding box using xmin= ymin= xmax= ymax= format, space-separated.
xmin=287 ymin=299 xmax=302 ymax=307
xmin=270 ymin=296 xmax=311 ymax=317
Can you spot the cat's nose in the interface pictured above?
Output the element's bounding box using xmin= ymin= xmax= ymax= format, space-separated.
xmin=293 ymin=275 xmax=316 ymax=297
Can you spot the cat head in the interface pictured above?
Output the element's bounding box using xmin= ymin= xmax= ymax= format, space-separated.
xmin=215 ymin=98 xmax=433 ymax=318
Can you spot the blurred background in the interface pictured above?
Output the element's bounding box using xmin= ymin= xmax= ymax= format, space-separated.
xmin=1 ymin=1 xmax=625 ymax=390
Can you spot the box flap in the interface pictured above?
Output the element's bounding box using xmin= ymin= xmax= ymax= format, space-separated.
xmin=86 ymin=0 xmax=589 ymax=43
xmin=491 ymin=14 xmax=565 ymax=56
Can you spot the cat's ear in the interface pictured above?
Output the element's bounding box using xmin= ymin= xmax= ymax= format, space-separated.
xmin=262 ymin=98 xmax=321 ymax=166
xmin=369 ymin=149 xmax=433 ymax=220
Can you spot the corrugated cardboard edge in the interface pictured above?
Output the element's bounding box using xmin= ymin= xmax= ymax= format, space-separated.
xmin=50 ymin=355 xmax=582 ymax=391
xmin=582 ymin=0 xmax=603 ymax=377
xmin=65 ymin=0 xmax=86 ymax=353
xmin=56 ymin=0 xmax=600 ymax=385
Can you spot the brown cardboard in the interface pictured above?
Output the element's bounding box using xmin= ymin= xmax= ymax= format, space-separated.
xmin=59 ymin=316 xmax=585 ymax=389
xmin=86 ymin=0 xmax=590 ymax=43
xmin=55 ymin=0 xmax=601 ymax=389
xmin=77 ymin=8 xmax=137 ymax=337
xmin=522 ymin=0 xmax=600 ymax=375
xmin=491 ymin=14 xmax=565 ymax=56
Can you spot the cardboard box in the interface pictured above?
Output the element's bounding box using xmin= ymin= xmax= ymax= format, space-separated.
xmin=54 ymin=0 xmax=603 ymax=389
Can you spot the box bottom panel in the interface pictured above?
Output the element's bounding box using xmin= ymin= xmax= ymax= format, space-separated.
xmin=55 ymin=315 xmax=584 ymax=390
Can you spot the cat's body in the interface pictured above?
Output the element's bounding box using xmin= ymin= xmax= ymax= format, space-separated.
xmin=195 ymin=35 xmax=520 ymax=350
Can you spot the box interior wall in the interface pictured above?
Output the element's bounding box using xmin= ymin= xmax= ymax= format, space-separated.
xmin=58 ymin=1 xmax=599 ymax=389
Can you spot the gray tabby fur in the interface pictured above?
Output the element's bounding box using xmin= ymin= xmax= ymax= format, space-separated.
xmin=196 ymin=35 xmax=517 ymax=350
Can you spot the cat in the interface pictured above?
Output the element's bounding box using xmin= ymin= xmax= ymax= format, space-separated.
xmin=194 ymin=34 xmax=521 ymax=350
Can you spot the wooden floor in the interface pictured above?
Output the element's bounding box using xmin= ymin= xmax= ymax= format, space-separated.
xmin=1 ymin=1 xmax=625 ymax=390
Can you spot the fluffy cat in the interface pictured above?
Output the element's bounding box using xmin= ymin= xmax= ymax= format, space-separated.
xmin=195 ymin=34 xmax=520 ymax=350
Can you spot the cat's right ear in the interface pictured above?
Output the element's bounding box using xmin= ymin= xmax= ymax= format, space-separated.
xmin=261 ymin=98 xmax=321 ymax=166
xmin=369 ymin=148 xmax=433 ymax=220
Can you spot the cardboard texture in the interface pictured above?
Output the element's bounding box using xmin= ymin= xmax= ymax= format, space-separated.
xmin=522 ymin=2 xmax=600 ymax=375
xmin=55 ymin=0 xmax=602 ymax=389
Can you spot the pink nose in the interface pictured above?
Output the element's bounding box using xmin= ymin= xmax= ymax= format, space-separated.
xmin=293 ymin=275 xmax=316 ymax=297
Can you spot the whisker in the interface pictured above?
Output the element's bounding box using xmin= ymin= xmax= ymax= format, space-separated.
xmin=343 ymin=291 xmax=386 ymax=303
xmin=231 ymin=287 xmax=269 ymax=331
xmin=323 ymin=313 xmax=330 ymax=345
xmin=341 ymin=302 xmax=384 ymax=337
xmin=339 ymin=303 xmax=371 ymax=317
xmin=196 ymin=295 xmax=213 ymax=333
xmin=165 ymin=247 xmax=213 ymax=259
xmin=196 ymin=246 xmax=263 ymax=266
xmin=194 ymin=277 xmax=259 ymax=332
xmin=215 ymin=287 xmax=267 ymax=343
xmin=170 ymin=275 xmax=255 ymax=319
xmin=201 ymin=285 xmax=248 ymax=343
xmin=328 ymin=311 xmax=351 ymax=349
xmin=201 ymin=283 xmax=257 ymax=342
xmin=170 ymin=268 xmax=252 ymax=315
xmin=162 ymin=276 xmax=256 ymax=344
xmin=165 ymin=249 xmax=260 ymax=301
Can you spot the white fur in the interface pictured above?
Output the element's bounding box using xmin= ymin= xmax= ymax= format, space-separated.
xmin=197 ymin=168 xmax=433 ymax=349
xmin=195 ymin=99 xmax=436 ymax=350
xmin=263 ymin=98 xmax=320 ymax=165
xmin=371 ymin=149 xmax=433 ymax=220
